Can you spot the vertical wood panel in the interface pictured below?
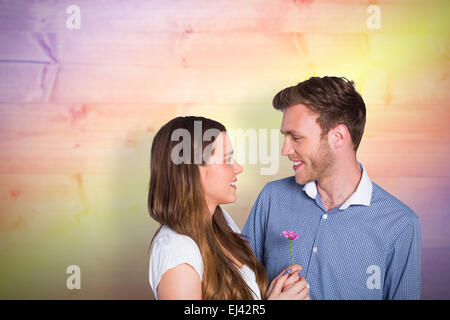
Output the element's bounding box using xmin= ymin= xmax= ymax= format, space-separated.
xmin=0 ymin=0 xmax=448 ymax=299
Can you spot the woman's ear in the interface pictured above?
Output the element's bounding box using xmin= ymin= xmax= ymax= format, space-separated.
xmin=197 ymin=164 xmax=208 ymax=180
xmin=197 ymin=165 xmax=209 ymax=194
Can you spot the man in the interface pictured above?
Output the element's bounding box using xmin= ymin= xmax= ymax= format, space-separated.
xmin=242 ymin=76 xmax=421 ymax=299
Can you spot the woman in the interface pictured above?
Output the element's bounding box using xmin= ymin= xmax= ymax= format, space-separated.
xmin=148 ymin=116 xmax=310 ymax=300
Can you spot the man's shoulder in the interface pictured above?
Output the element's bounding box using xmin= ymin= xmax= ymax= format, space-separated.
xmin=371 ymin=182 xmax=419 ymax=223
xmin=262 ymin=176 xmax=303 ymax=194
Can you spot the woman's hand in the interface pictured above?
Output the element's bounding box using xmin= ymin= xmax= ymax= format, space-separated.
xmin=266 ymin=264 xmax=310 ymax=300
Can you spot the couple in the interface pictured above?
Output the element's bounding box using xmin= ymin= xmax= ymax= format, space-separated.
xmin=148 ymin=76 xmax=421 ymax=300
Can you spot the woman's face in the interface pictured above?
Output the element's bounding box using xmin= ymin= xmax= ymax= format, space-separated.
xmin=198 ymin=131 xmax=243 ymax=215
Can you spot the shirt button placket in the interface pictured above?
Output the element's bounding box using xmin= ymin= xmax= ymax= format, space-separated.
xmin=312 ymin=214 xmax=328 ymax=254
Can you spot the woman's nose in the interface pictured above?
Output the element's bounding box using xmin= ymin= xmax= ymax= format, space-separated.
xmin=234 ymin=161 xmax=243 ymax=174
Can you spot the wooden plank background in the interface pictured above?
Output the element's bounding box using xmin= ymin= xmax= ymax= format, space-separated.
xmin=0 ymin=0 xmax=449 ymax=299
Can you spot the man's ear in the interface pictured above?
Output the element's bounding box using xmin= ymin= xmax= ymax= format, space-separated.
xmin=332 ymin=124 xmax=349 ymax=149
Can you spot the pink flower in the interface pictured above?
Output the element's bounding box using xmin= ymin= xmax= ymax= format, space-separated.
xmin=281 ymin=230 xmax=299 ymax=265
xmin=281 ymin=230 xmax=299 ymax=240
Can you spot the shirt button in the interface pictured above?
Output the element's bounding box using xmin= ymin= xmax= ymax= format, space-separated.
xmin=322 ymin=214 xmax=328 ymax=219
xmin=313 ymin=247 xmax=318 ymax=253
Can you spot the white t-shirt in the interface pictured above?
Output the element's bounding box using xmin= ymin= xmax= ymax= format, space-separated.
xmin=148 ymin=209 xmax=261 ymax=300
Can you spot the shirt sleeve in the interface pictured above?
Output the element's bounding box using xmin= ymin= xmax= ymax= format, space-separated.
xmin=384 ymin=217 xmax=422 ymax=300
xmin=149 ymin=231 xmax=203 ymax=299
xmin=242 ymin=185 xmax=269 ymax=263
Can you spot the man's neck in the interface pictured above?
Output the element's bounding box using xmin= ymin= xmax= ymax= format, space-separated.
xmin=316 ymin=158 xmax=362 ymax=211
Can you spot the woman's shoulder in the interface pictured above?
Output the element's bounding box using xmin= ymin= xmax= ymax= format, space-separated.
xmin=152 ymin=225 xmax=201 ymax=254
xmin=151 ymin=209 xmax=240 ymax=256
xmin=221 ymin=208 xmax=241 ymax=233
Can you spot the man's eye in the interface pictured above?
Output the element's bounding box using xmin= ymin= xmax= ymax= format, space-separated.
xmin=293 ymin=137 xmax=301 ymax=141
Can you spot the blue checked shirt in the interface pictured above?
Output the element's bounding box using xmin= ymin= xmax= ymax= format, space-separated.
xmin=242 ymin=162 xmax=421 ymax=300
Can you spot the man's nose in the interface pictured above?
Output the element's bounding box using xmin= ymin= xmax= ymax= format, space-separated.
xmin=281 ymin=137 xmax=293 ymax=157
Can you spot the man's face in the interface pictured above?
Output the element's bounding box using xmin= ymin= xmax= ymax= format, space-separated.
xmin=280 ymin=104 xmax=335 ymax=185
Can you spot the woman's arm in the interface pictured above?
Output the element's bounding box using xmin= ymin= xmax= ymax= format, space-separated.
xmin=157 ymin=263 xmax=202 ymax=300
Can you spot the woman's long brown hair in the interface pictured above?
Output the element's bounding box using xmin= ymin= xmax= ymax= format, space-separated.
xmin=148 ymin=116 xmax=268 ymax=299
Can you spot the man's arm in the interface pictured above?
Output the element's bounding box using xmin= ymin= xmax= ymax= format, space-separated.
xmin=384 ymin=217 xmax=422 ymax=300
xmin=242 ymin=186 xmax=269 ymax=263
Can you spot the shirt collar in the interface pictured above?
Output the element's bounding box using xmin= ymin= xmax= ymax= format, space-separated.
xmin=302 ymin=161 xmax=373 ymax=210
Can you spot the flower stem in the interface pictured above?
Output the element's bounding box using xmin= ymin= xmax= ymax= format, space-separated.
xmin=289 ymin=239 xmax=293 ymax=265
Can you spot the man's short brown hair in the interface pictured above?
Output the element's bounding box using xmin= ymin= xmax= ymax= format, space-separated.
xmin=273 ymin=76 xmax=366 ymax=151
